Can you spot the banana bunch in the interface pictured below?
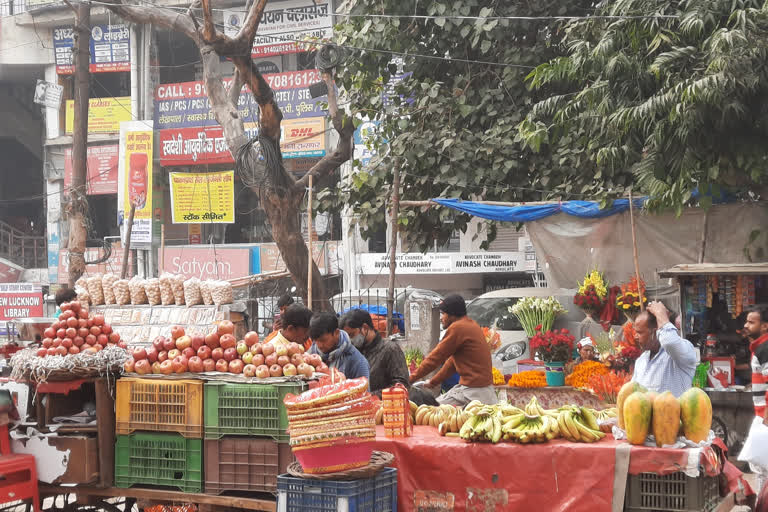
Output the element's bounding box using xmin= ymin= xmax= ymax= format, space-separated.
xmin=593 ymin=407 xmax=617 ymax=422
xmin=497 ymin=397 xmax=559 ymax=444
xmin=415 ymin=404 xmax=469 ymax=434
xmin=556 ymin=405 xmax=606 ymax=443
xmin=458 ymin=408 xmax=504 ymax=443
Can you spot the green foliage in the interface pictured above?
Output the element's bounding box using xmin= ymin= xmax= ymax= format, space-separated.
xmin=520 ymin=0 xmax=768 ymax=211
xmin=323 ymin=0 xmax=593 ymax=250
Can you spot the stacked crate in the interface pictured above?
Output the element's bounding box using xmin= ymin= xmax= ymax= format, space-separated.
xmin=203 ymin=380 xmax=308 ymax=494
xmin=114 ymin=378 xmax=204 ymax=493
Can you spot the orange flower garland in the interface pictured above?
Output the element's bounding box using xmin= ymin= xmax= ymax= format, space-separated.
xmin=565 ymin=360 xmax=608 ymax=387
xmin=507 ymin=370 xmax=547 ymax=388
xmin=492 ymin=367 xmax=505 ymax=385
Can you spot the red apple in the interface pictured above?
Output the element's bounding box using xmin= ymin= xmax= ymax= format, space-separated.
xmin=243 ymin=364 xmax=257 ymax=378
xmin=46 ymin=348 xmax=57 ymax=356
xmin=220 ymin=334 xmax=236 ymax=350
xmin=101 ymin=324 xmax=113 ymax=335
xmin=317 ymin=363 xmax=329 ymax=373
xmin=269 ymin=364 xmax=283 ymax=377
xmin=135 ymin=359 xmax=152 ymax=375
xmin=124 ymin=357 xmax=135 ymax=372
xmin=277 ymin=355 xmax=290 ymax=367
xmin=252 ymin=354 xmax=265 ymax=367
xmin=85 ymin=334 xmax=97 ymax=346
xmin=205 ymin=332 xmax=220 ymax=349
xmin=223 ymin=347 xmax=238 ymax=362
xmin=69 ymin=345 xmax=80 ymax=355
xmin=308 ymin=354 xmax=323 ymax=367
xmin=52 ymin=338 xmax=62 ymax=348
xmin=163 ymin=337 xmax=176 ymax=351
xmin=65 ymin=327 xmax=77 ymax=339
xmin=168 ymin=349 xmax=181 ymax=360
xmin=73 ymin=336 xmax=85 ymax=347
xmin=97 ymin=334 xmax=109 ymax=346
xmin=171 ymin=325 xmax=185 ymax=340
xmin=152 ymin=337 xmax=166 ymax=352
xmin=78 ymin=327 xmax=89 ymax=338
xmin=42 ymin=337 xmax=53 ymax=348
xmin=211 ymin=347 xmax=224 ymax=361
xmin=290 ymin=353 xmax=304 ymax=366
xmin=250 ymin=344 xmax=262 ymax=355
xmin=56 ymin=328 xmax=66 ymax=339
xmin=244 ymin=331 xmax=259 ymax=345
xmin=60 ymin=302 xmax=71 ymax=312
xmin=118 ymin=341 xmax=128 ymax=349
xmin=70 ymin=300 xmax=81 ymax=312
xmin=61 ymin=338 xmax=73 ymax=349
xmin=262 ymin=343 xmax=275 ymax=357
xmin=37 ymin=348 xmax=48 ymax=357
xmin=190 ymin=334 xmax=205 ymax=351
xmin=282 ymin=363 xmax=297 ymax=376
xmin=242 ymin=352 xmax=254 ymax=365
xmin=197 ymin=346 xmax=212 ymax=360
xmin=92 ymin=314 xmax=105 ymax=326
xmin=93 ymin=344 xmax=104 ymax=352
xmin=158 ymin=350 xmax=169 ymax=363
xmin=274 ymin=344 xmax=288 ymax=357
xmin=78 ymin=318 xmax=88 ymax=329
xmin=202 ymin=358 xmax=216 ymax=372
xmin=287 ymin=343 xmax=302 ymax=357
xmin=51 ymin=320 xmax=61 ymax=331
xmin=188 ymin=356 xmax=204 ymax=372
xmin=182 ymin=347 xmax=196 ymax=359
xmin=146 ymin=348 xmax=159 ymax=363
xmin=89 ymin=326 xmax=101 ymax=337
xmin=78 ymin=309 xmax=89 ymax=320
xmin=255 ymin=365 xmax=270 ymax=378
xmin=236 ymin=342 xmax=249 ymax=356
xmin=297 ymin=363 xmax=314 ymax=378
xmin=228 ymin=360 xmax=244 ymax=374
xmin=215 ymin=359 xmax=229 ymax=372
xmin=265 ymin=353 xmax=278 ymax=366
xmin=108 ymin=332 xmax=120 ymax=344
xmin=66 ymin=317 xmax=79 ymax=329
xmin=175 ymin=335 xmax=192 ymax=351
xmin=172 ymin=355 xmax=189 ymax=374
xmin=159 ymin=360 xmax=174 ymax=375
xmin=152 ymin=361 xmax=163 ymax=374
xmin=217 ymin=320 xmax=234 ymax=337
xmin=44 ymin=327 xmax=56 ymax=339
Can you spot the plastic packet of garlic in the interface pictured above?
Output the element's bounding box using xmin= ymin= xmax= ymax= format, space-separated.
xmin=129 ymin=276 xmax=148 ymax=305
xmin=183 ymin=277 xmax=203 ymax=306
xmin=145 ymin=278 xmax=161 ymax=306
xmin=211 ymin=280 xmax=233 ymax=306
xmin=159 ymin=273 xmax=175 ymax=306
xmin=113 ymin=279 xmax=131 ymax=305
xmin=200 ymin=280 xmax=213 ymax=305
xmin=172 ymin=274 xmax=186 ymax=305
xmin=86 ymin=274 xmax=105 ymax=305
xmin=102 ymin=273 xmax=118 ymax=305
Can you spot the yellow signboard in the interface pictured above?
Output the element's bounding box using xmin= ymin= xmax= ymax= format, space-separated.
xmin=65 ymin=97 xmax=132 ymax=134
xmin=121 ymin=124 xmax=154 ymax=244
xmin=169 ymin=171 xmax=235 ymax=224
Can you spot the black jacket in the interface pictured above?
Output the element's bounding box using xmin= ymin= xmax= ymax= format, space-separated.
xmin=358 ymin=334 xmax=410 ymax=395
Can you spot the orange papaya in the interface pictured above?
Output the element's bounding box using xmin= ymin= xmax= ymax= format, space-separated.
xmin=623 ymin=392 xmax=652 ymax=445
xmin=679 ymin=387 xmax=712 ymax=443
xmin=652 ymin=391 xmax=680 ymax=447
xmin=617 ymin=381 xmax=647 ymax=429
xmin=646 ymin=391 xmax=659 ymax=406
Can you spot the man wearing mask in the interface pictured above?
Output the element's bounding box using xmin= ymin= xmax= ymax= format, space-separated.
xmin=308 ymin=312 xmax=370 ymax=381
xmin=341 ymin=309 xmax=410 ymax=395
xmin=409 ymin=294 xmax=495 ymax=406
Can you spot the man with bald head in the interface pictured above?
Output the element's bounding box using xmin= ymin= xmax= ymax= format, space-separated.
xmin=631 ymin=301 xmax=698 ymax=397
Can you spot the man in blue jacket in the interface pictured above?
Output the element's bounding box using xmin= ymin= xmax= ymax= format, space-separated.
xmin=308 ymin=312 xmax=370 ymax=381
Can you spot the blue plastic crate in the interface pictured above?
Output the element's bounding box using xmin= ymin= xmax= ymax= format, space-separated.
xmin=277 ymin=468 xmax=397 ymax=512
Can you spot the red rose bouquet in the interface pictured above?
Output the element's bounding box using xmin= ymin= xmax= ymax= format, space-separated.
xmin=529 ymin=326 xmax=575 ymax=363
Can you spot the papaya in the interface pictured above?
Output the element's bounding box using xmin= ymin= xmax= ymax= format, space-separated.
xmin=679 ymin=387 xmax=712 ymax=443
xmin=623 ymin=392 xmax=652 ymax=445
xmin=645 ymin=391 xmax=659 ymax=405
xmin=617 ymin=381 xmax=647 ymax=429
xmin=652 ymin=391 xmax=681 ymax=447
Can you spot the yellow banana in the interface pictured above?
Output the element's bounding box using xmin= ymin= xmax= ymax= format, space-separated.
xmin=563 ymin=411 xmax=582 ymax=441
xmin=580 ymin=407 xmax=600 ymax=431
xmin=573 ymin=417 xmax=602 ymax=442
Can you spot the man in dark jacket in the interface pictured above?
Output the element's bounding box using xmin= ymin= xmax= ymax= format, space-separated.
xmin=308 ymin=312 xmax=370 ymax=381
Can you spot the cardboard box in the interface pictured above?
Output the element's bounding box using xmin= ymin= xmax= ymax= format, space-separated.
xmin=13 ymin=435 xmax=99 ymax=484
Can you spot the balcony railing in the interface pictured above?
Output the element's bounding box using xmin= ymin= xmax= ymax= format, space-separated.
xmin=0 ymin=220 xmax=46 ymax=269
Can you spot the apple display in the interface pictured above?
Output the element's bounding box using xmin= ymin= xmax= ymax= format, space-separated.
xmin=282 ymin=363 xmax=297 ymax=376
xmin=211 ymin=347 xmax=224 ymax=361
xmin=135 ymin=359 xmax=151 ymax=375
xmin=202 ymin=358 xmax=216 ymax=372
xmin=228 ymin=360 xmax=244 ymax=374
xmin=219 ymin=334 xmax=236 ymax=350
xmin=197 ymin=346 xmax=212 ymax=360
xmin=215 ymin=359 xmax=229 ymax=372
xmin=188 ymin=356 xmax=204 ymax=373
xmin=243 ymin=364 xmax=257 ymax=378
xmin=223 ymin=348 xmax=238 ymax=362
xmin=255 ymin=365 xmax=270 ymax=378
xmin=269 ymin=364 xmax=283 ymax=377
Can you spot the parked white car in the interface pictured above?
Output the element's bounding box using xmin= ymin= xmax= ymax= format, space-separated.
xmin=465 ymin=288 xmax=583 ymax=375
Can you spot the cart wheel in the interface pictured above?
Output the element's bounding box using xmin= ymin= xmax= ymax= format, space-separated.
xmin=711 ymin=416 xmax=728 ymax=448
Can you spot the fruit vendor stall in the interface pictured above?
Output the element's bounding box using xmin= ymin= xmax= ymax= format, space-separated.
xmin=659 ymin=262 xmax=768 ymax=453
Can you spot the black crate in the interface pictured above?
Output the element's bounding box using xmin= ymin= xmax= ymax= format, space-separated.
xmin=624 ymin=472 xmax=720 ymax=512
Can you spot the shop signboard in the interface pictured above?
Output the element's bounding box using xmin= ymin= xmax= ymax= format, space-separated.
xmin=161 ymin=246 xmax=255 ymax=281
xmin=0 ymin=259 xmax=23 ymax=284
xmin=169 ymin=171 xmax=235 ymax=224
xmin=118 ymin=121 xmax=154 ymax=245
xmin=223 ymin=0 xmax=332 ymax=57
xmin=65 ymin=97 xmax=132 ymax=134
xmin=53 ymin=24 xmax=131 ymax=75
xmin=0 ymin=284 xmax=44 ymax=322
xmin=358 ymin=252 xmax=523 ymax=275
xmin=63 ymin=145 xmax=119 ymax=195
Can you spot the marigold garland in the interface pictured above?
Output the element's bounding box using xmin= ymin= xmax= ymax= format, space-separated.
xmin=565 ymin=360 xmax=608 ymax=387
xmin=492 ymin=367 xmax=506 ymax=385
xmin=507 ymin=370 xmax=547 ymax=388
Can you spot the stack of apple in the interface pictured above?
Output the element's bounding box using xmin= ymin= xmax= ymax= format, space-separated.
xmin=124 ymin=321 xmax=328 ymax=378
xmin=37 ymin=300 xmax=126 ymax=357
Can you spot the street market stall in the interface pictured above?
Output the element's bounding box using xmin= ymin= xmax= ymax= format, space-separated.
xmin=659 ymin=262 xmax=768 ymax=452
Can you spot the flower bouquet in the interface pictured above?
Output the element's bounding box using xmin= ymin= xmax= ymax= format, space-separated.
xmin=509 ymin=296 xmax=566 ymax=337
xmin=574 ymin=270 xmax=608 ymax=316
xmin=603 ymin=344 xmax=642 ymax=373
xmin=529 ymin=326 xmax=575 ymax=363
xmin=616 ymin=276 xmax=647 ymax=321
xmin=588 ymin=370 xmax=631 ymax=404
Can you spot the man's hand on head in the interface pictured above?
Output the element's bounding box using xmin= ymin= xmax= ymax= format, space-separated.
xmin=648 ymin=301 xmax=671 ymax=327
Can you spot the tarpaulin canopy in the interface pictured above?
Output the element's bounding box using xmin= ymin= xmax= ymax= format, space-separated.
xmin=432 ymin=198 xmax=647 ymax=223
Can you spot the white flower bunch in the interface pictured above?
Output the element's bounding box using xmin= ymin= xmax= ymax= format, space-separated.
xmin=509 ymin=296 xmax=567 ymax=337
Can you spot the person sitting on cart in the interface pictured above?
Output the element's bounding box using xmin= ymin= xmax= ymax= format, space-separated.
xmin=271 ymin=304 xmax=312 ymax=347
xmin=53 ymin=287 xmax=77 ymax=317
xmin=409 ymin=294 xmax=496 ymax=407
xmin=566 ymin=337 xmax=598 ymax=374
xmin=308 ymin=312 xmax=370 ymax=381
xmin=631 ymin=301 xmax=697 ymax=397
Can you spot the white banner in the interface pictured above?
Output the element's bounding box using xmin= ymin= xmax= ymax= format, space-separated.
xmin=358 ymin=252 xmax=523 ymax=275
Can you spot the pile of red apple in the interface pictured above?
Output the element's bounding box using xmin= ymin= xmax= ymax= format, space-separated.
xmin=37 ymin=300 xmax=125 ymax=357
xmin=124 ymin=320 xmax=328 ymax=378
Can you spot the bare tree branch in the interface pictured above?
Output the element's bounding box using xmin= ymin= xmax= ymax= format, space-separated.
xmin=232 ymin=55 xmax=282 ymax=139
xmin=228 ymin=68 xmax=245 ymax=106
xmin=102 ymin=2 xmax=198 ymax=41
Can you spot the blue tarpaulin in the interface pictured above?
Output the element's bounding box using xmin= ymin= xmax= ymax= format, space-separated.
xmin=340 ymin=305 xmax=405 ymax=333
xmin=432 ymin=197 xmax=647 ymax=223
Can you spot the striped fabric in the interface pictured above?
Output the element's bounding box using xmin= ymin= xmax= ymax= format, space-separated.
xmin=750 ymin=334 xmax=768 ymax=418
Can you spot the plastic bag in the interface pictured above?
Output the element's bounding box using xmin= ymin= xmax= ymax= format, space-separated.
xmin=183 ymin=277 xmax=203 ymax=306
xmin=172 ymin=275 xmax=186 ymax=306
xmin=113 ymin=279 xmax=131 ymax=305
xmin=75 ymin=285 xmax=91 ymax=305
xmin=145 ymin=278 xmax=161 ymax=306
xmin=738 ymin=417 xmax=768 ymax=468
xmin=86 ymin=275 xmax=105 ymax=305
xmin=210 ymin=280 xmax=233 ymax=306
xmin=102 ymin=274 xmax=118 ymax=305
xmin=200 ymin=281 xmax=213 ymax=305
xmin=159 ymin=273 xmax=175 ymax=306
xmin=129 ymin=276 xmax=148 ymax=305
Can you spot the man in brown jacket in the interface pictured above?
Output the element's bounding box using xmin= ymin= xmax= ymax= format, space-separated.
xmin=409 ymin=294 xmax=496 ymax=406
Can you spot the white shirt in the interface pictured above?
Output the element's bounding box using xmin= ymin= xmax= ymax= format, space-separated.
xmin=632 ymin=322 xmax=698 ymax=397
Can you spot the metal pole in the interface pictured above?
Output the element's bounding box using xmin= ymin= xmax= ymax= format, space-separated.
xmin=628 ymin=189 xmax=644 ymax=311
xmin=307 ymin=173 xmax=313 ymax=310
xmin=121 ymin=205 xmax=136 ymax=279
xmin=386 ymin=161 xmax=400 ymax=336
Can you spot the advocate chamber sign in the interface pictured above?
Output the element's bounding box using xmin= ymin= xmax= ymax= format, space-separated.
xmin=358 ymin=252 xmax=523 ymax=275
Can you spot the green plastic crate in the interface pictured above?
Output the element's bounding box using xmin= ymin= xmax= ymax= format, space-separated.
xmin=204 ymin=381 xmax=308 ymax=441
xmin=115 ymin=432 xmax=202 ymax=493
